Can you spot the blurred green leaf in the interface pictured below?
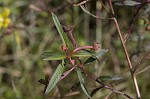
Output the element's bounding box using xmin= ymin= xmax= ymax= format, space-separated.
xmin=51 ymin=12 xmax=68 ymax=46
xmin=115 ymin=0 xmax=141 ymax=6
xmin=94 ymin=49 xmax=108 ymax=58
xmin=42 ymin=52 xmax=65 ymax=60
xmin=76 ymin=68 xmax=91 ymax=99
xmin=84 ymin=49 xmax=108 ymax=64
xmin=98 ymin=75 xmax=123 ymax=81
xmin=45 ymin=60 xmax=65 ymax=94
xmin=84 ymin=57 xmax=96 ymax=65
xmin=72 ymin=50 xmax=92 ymax=57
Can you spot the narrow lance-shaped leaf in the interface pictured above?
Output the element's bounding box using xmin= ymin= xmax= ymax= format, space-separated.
xmin=45 ymin=59 xmax=65 ymax=94
xmin=76 ymin=68 xmax=91 ymax=99
xmin=51 ymin=12 xmax=67 ymax=46
xmin=72 ymin=50 xmax=92 ymax=57
xmin=95 ymin=49 xmax=108 ymax=58
xmin=98 ymin=75 xmax=123 ymax=81
xmin=84 ymin=57 xmax=96 ymax=65
xmin=84 ymin=49 xmax=108 ymax=65
xmin=115 ymin=0 xmax=141 ymax=6
xmin=42 ymin=52 xmax=65 ymax=60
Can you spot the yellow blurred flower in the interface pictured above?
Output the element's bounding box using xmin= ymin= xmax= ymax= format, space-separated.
xmin=0 ymin=7 xmax=11 ymax=29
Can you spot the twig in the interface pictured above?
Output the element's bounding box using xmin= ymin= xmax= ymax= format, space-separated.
xmin=63 ymin=20 xmax=132 ymax=99
xmin=112 ymin=18 xmax=141 ymax=99
xmin=95 ymin=78 xmax=133 ymax=99
xmin=123 ymin=1 xmax=150 ymax=42
xmin=80 ymin=5 xmax=113 ymax=20
xmin=98 ymin=0 xmax=112 ymax=17
xmin=135 ymin=65 xmax=150 ymax=75
xmin=104 ymin=91 xmax=113 ymax=99
xmin=77 ymin=65 xmax=133 ymax=99
xmin=79 ymin=1 xmax=141 ymax=98
xmin=73 ymin=0 xmax=89 ymax=6
xmin=108 ymin=0 xmax=115 ymax=16
xmin=133 ymin=53 xmax=150 ymax=73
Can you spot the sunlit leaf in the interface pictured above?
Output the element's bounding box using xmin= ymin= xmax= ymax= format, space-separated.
xmin=84 ymin=49 xmax=108 ymax=64
xmin=98 ymin=75 xmax=123 ymax=81
xmin=72 ymin=50 xmax=92 ymax=57
xmin=45 ymin=60 xmax=65 ymax=94
xmin=51 ymin=12 xmax=67 ymax=46
xmin=42 ymin=52 xmax=65 ymax=60
xmin=115 ymin=0 xmax=141 ymax=6
xmin=95 ymin=49 xmax=108 ymax=58
xmin=76 ymin=68 xmax=91 ymax=99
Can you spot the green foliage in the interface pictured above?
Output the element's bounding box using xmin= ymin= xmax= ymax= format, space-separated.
xmin=42 ymin=52 xmax=65 ymax=60
xmin=0 ymin=0 xmax=150 ymax=99
xmin=51 ymin=12 xmax=68 ymax=47
xmin=72 ymin=50 xmax=92 ymax=57
xmin=76 ymin=68 xmax=91 ymax=99
xmin=45 ymin=59 xmax=65 ymax=94
xmin=84 ymin=49 xmax=108 ymax=64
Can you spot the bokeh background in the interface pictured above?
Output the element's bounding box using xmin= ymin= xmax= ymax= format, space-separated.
xmin=0 ymin=0 xmax=150 ymax=99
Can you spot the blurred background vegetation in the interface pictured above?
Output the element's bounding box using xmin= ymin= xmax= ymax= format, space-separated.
xmin=0 ymin=0 xmax=149 ymax=99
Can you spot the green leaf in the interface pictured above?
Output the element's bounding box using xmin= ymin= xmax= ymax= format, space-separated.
xmin=45 ymin=60 xmax=65 ymax=94
xmin=115 ymin=0 xmax=141 ymax=6
xmin=84 ymin=57 xmax=96 ymax=65
xmin=76 ymin=68 xmax=91 ymax=99
xmin=94 ymin=49 xmax=108 ymax=58
xmin=42 ymin=52 xmax=65 ymax=60
xmin=84 ymin=49 xmax=108 ymax=64
xmin=51 ymin=12 xmax=67 ymax=46
xmin=98 ymin=75 xmax=123 ymax=81
xmin=72 ymin=50 xmax=92 ymax=57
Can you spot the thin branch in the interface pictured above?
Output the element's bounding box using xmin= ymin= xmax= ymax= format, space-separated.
xmin=135 ymin=65 xmax=150 ymax=75
xmin=104 ymin=91 xmax=113 ymax=99
xmin=123 ymin=1 xmax=150 ymax=42
xmin=98 ymin=0 xmax=112 ymax=17
xmin=63 ymin=18 xmax=132 ymax=99
xmin=133 ymin=52 xmax=150 ymax=73
xmin=73 ymin=0 xmax=89 ymax=6
xmin=112 ymin=17 xmax=141 ymax=99
xmin=108 ymin=0 xmax=115 ymax=16
xmin=95 ymin=78 xmax=133 ymax=99
xmin=80 ymin=5 xmax=113 ymax=20
xmin=78 ymin=65 xmax=133 ymax=99
xmin=105 ymin=1 xmax=142 ymax=99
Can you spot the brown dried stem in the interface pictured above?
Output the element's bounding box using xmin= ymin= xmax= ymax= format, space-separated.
xmin=106 ymin=0 xmax=141 ymax=98
xmin=133 ymin=52 xmax=150 ymax=73
xmin=112 ymin=18 xmax=141 ymax=99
